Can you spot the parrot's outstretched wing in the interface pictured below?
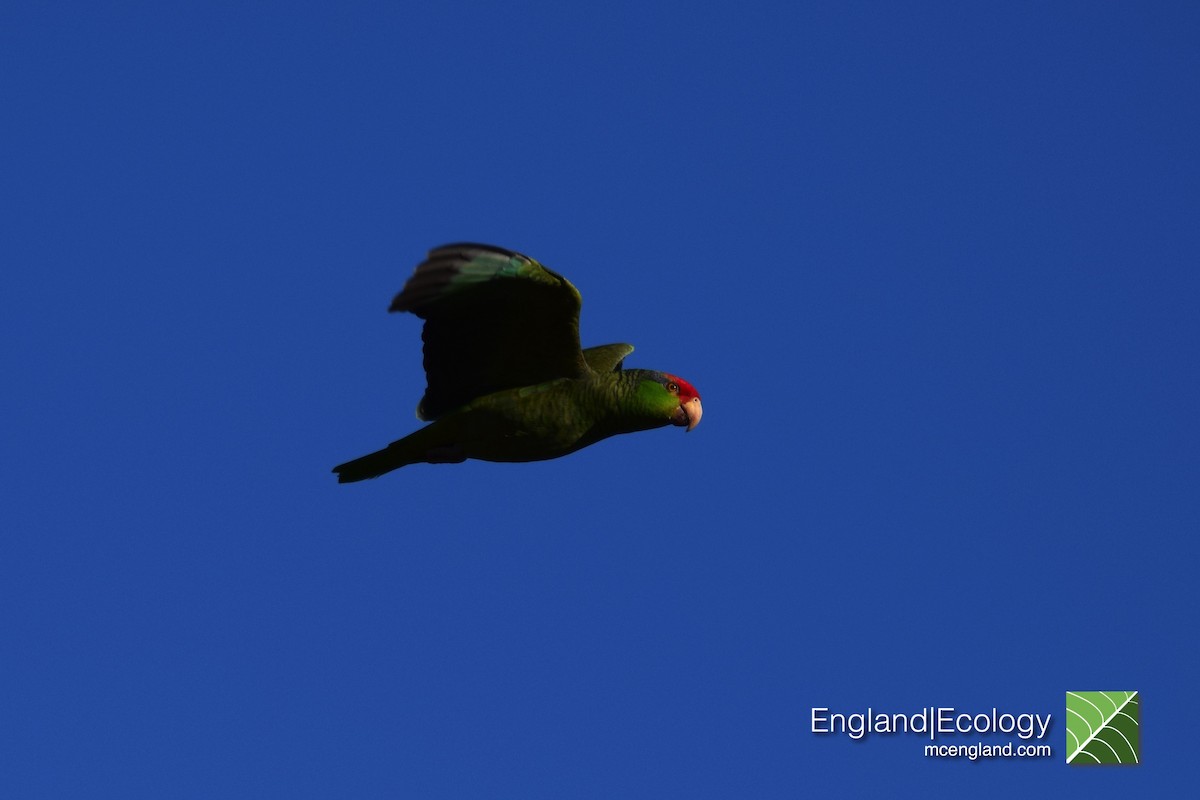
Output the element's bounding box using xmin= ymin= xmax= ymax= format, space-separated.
xmin=391 ymin=243 xmax=591 ymax=420
xmin=582 ymin=343 xmax=634 ymax=373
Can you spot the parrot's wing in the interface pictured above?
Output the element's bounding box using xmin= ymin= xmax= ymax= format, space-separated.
xmin=391 ymin=243 xmax=592 ymax=420
xmin=582 ymin=343 xmax=634 ymax=373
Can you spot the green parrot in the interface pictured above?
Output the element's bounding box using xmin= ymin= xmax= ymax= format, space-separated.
xmin=333 ymin=243 xmax=702 ymax=482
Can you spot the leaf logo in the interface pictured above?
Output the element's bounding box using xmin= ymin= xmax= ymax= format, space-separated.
xmin=1065 ymin=691 xmax=1140 ymax=765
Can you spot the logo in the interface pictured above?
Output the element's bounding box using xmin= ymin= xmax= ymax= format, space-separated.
xmin=1065 ymin=691 xmax=1140 ymax=765
xmin=809 ymin=706 xmax=1055 ymax=761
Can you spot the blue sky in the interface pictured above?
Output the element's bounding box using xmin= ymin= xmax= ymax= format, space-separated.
xmin=3 ymin=1 xmax=1196 ymax=796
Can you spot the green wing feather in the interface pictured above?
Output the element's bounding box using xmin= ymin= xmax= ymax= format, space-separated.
xmin=582 ymin=343 xmax=634 ymax=373
xmin=391 ymin=243 xmax=592 ymax=420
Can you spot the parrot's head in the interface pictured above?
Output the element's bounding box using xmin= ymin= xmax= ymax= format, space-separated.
xmin=666 ymin=374 xmax=703 ymax=432
xmin=634 ymin=371 xmax=702 ymax=432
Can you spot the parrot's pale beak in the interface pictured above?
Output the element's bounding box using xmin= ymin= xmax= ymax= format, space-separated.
xmin=674 ymin=396 xmax=702 ymax=432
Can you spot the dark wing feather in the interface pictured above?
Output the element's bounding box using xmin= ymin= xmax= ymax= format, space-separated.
xmin=391 ymin=243 xmax=592 ymax=420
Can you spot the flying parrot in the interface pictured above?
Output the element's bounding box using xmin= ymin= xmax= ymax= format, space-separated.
xmin=333 ymin=243 xmax=703 ymax=482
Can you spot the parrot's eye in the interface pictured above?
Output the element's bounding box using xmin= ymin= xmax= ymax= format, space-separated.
xmin=667 ymin=381 xmax=679 ymax=393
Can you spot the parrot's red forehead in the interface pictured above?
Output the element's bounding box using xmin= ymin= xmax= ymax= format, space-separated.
xmin=667 ymin=374 xmax=700 ymax=401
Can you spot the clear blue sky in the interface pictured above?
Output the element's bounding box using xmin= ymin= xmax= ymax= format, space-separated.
xmin=3 ymin=1 xmax=1196 ymax=796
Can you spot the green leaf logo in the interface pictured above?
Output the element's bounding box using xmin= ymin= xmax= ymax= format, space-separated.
xmin=1065 ymin=691 xmax=1140 ymax=765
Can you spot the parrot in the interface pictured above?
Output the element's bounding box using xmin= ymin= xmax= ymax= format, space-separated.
xmin=332 ymin=243 xmax=702 ymax=482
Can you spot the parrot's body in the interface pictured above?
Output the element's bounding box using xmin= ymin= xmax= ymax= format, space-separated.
xmin=333 ymin=244 xmax=702 ymax=482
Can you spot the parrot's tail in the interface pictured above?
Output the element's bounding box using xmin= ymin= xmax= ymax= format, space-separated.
xmin=332 ymin=444 xmax=413 ymax=483
xmin=332 ymin=429 xmax=466 ymax=483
